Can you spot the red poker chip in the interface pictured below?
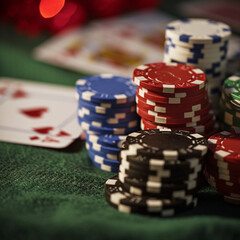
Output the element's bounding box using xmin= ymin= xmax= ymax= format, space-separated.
xmin=133 ymin=62 xmax=206 ymax=94
xmin=137 ymin=86 xmax=208 ymax=104
xmin=136 ymin=92 xmax=210 ymax=113
xmin=137 ymin=99 xmax=211 ymax=118
xmin=205 ymin=165 xmax=240 ymax=185
xmin=206 ymin=162 xmax=240 ymax=180
xmin=141 ymin=117 xmax=217 ymax=134
xmin=208 ymin=131 xmax=240 ymax=164
xmin=207 ymin=151 xmax=240 ymax=170
xmin=137 ymin=106 xmax=214 ymax=125
xmin=204 ymin=170 xmax=240 ymax=196
xmin=137 ymin=85 xmax=208 ymax=99
xmin=141 ymin=114 xmax=216 ymax=129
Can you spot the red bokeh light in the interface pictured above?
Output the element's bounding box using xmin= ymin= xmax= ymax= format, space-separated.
xmin=39 ymin=0 xmax=65 ymax=18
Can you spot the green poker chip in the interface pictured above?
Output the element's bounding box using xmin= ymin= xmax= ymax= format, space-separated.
xmin=224 ymin=75 xmax=240 ymax=101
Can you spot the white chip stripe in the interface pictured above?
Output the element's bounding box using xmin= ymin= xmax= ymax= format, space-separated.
xmin=228 ymin=75 xmax=240 ymax=81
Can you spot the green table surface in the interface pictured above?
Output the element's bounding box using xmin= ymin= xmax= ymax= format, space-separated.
xmin=1 ymin=9 xmax=240 ymax=240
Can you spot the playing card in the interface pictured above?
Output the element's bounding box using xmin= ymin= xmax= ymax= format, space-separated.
xmin=0 ymin=78 xmax=82 ymax=148
xmin=33 ymin=11 xmax=173 ymax=77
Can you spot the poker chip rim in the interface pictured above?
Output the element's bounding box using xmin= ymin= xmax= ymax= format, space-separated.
xmin=208 ymin=131 xmax=240 ymax=162
xmin=133 ymin=62 xmax=206 ymax=94
xmin=137 ymin=106 xmax=214 ymax=125
xmin=165 ymin=18 xmax=231 ymax=44
xmin=123 ymin=129 xmax=208 ymax=160
xmin=137 ymin=86 xmax=208 ymax=104
xmin=76 ymin=74 xmax=137 ymax=103
xmin=105 ymin=176 xmax=197 ymax=211
xmin=88 ymin=147 xmax=119 ymax=172
xmin=78 ymin=97 xmax=136 ymax=115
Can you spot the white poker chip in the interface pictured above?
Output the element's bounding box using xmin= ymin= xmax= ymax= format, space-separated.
xmin=166 ymin=19 xmax=231 ymax=44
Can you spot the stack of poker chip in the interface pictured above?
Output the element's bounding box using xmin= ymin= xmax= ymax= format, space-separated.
xmin=163 ymin=18 xmax=232 ymax=111
xmin=76 ymin=74 xmax=140 ymax=172
xmin=105 ymin=129 xmax=208 ymax=216
xmin=133 ymin=62 xmax=219 ymax=138
xmin=204 ymin=130 xmax=240 ymax=205
xmin=219 ymin=75 xmax=240 ymax=131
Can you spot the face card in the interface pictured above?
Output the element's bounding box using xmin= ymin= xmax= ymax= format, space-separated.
xmin=0 ymin=78 xmax=82 ymax=148
xmin=33 ymin=11 xmax=173 ymax=77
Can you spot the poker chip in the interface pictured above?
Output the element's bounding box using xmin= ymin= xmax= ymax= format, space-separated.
xmin=164 ymin=19 xmax=232 ymax=112
xmin=133 ymin=61 xmax=216 ymax=136
xmin=104 ymin=129 xmax=206 ymax=216
xmin=208 ymin=131 xmax=240 ymax=163
xmin=136 ymin=94 xmax=210 ymax=114
xmin=137 ymin=86 xmax=208 ymax=104
xmin=220 ymin=75 xmax=240 ymax=131
xmin=76 ymin=74 xmax=137 ymax=104
xmin=204 ymin=130 xmax=240 ymax=205
xmin=105 ymin=176 xmax=198 ymax=216
xmin=78 ymin=98 xmax=136 ymax=115
xmin=87 ymin=134 xmax=126 ymax=148
xmin=133 ymin=62 xmax=206 ymax=94
xmin=88 ymin=149 xmax=119 ymax=172
xmin=141 ymin=117 xmax=217 ymax=135
xmin=76 ymin=74 xmax=140 ymax=172
xmin=165 ymin=19 xmax=231 ymax=44
xmin=80 ymin=120 xmax=140 ymax=135
xmin=137 ymin=106 xmax=214 ymax=125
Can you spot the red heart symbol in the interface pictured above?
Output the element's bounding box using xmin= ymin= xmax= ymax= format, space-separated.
xmin=20 ymin=107 xmax=48 ymax=118
xmin=33 ymin=127 xmax=53 ymax=134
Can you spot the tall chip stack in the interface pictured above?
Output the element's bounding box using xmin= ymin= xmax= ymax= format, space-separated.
xmin=219 ymin=75 xmax=240 ymax=131
xmin=163 ymin=18 xmax=232 ymax=112
xmin=133 ymin=62 xmax=219 ymax=138
xmin=76 ymin=74 xmax=140 ymax=172
xmin=204 ymin=130 xmax=240 ymax=205
xmin=105 ymin=129 xmax=208 ymax=216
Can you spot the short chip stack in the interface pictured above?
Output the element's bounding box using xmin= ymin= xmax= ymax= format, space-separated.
xmin=133 ymin=62 xmax=218 ymax=138
xmin=220 ymin=75 xmax=240 ymax=131
xmin=76 ymin=74 xmax=140 ymax=172
xmin=204 ymin=130 xmax=240 ymax=205
xmin=163 ymin=18 xmax=232 ymax=111
xmin=105 ymin=129 xmax=208 ymax=216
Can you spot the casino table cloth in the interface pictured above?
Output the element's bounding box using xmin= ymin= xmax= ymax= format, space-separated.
xmin=0 ymin=24 xmax=240 ymax=240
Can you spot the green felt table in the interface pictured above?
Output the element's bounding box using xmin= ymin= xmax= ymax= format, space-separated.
xmin=1 ymin=15 xmax=240 ymax=240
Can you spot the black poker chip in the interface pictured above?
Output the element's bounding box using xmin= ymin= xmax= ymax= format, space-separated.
xmin=118 ymin=172 xmax=201 ymax=193
xmin=124 ymin=129 xmax=208 ymax=160
xmin=119 ymin=176 xmax=198 ymax=198
xmin=105 ymin=176 xmax=197 ymax=216
xmin=119 ymin=158 xmax=203 ymax=181
xmin=104 ymin=129 xmax=208 ymax=216
xmin=120 ymin=141 xmax=204 ymax=171
xmin=119 ymin=164 xmax=203 ymax=184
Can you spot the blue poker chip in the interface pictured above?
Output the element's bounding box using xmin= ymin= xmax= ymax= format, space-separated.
xmin=86 ymin=138 xmax=120 ymax=155
xmin=80 ymin=119 xmax=140 ymax=135
xmin=78 ymin=106 xmax=138 ymax=121
xmin=77 ymin=94 xmax=136 ymax=109
xmin=76 ymin=74 xmax=137 ymax=104
xmin=86 ymin=141 xmax=120 ymax=164
xmin=86 ymin=133 xmax=126 ymax=148
xmin=78 ymin=114 xmax=139 ymax=128
xmin=78 ymin=98 xmax=136 ymax=115
xmin=78 ymin=115 xmax=139 ymax=129
xmin=87 ymin=147 xmax=119 ymax=172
